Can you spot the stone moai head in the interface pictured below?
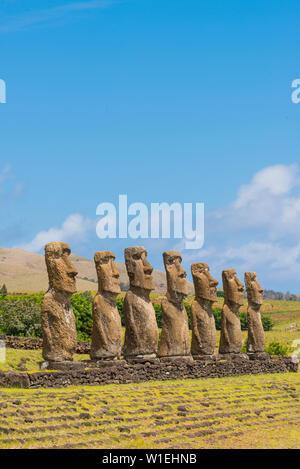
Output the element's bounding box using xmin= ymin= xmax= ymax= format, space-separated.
xmin=222 ymin=269 xmax=244 ymax=306
xmin=244 ymin=272 xmax=263 ymax=306
xmin=163 ymin=251 xmax=188 ymax=298
xmin=124 ymin=246 xmax=154 ymax=291
xmin=45 ymin=242 xmax=78 ymax=295
xmin=191 ymin=262 xmax=218 ymax=302
xmin=94 ymin=251 xmax=121 ymax=295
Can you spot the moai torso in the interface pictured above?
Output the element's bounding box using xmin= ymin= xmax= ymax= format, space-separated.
xmin=219 ymin=269 xmax=244 ymax=354
xmin=158 ymin=251 xmax=191 ymax=358
xmin=159 ymin=297 xmax=190 ymax=357
xmin=245 ymin=272 xmax=265 ymax=353
xmin=191 ymin=263 xmax=218 ymax=356
xmin=122 ymin=247 xmax=159 ymax=358
xmin=90 ymin=251 xmax=122 ymax=360
xmin=41 ymin=242 xmax=78 ymax=362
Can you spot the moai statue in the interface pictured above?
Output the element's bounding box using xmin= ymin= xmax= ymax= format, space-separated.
xmin=158 ymin=251 xmax=192 ymax=362
xmin=90 ymin=251 xmax=123 ymax=361
xmin=219 ymin=269 xmax=245 ymax=357
xmin=122 ymin=247 xmax=159 ymax=361
xmin=41 ymin=242 xmax=78 ymax=363
xmin=245 ymin=272 xmax=268 ymax=359
xmin=191 ymin=263 xmax=218 ymax=359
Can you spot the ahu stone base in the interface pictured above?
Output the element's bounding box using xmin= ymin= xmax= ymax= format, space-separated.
xmin=0 ymin=356 xmax=298 ymax=388
xmin=124 ymin=354 xmax=160 ymax=365
xmin=159 ymin=355 xmax=194 ymax=364
xmin=40 ymin=359 xmax=126 ymax=371
xmin=217 ymin=353 xmax=250 ymax=361
xmin=247 ymin=352 xmax=270 ymax=361
xmin=193 ymin=354 xmax=217 ymax=361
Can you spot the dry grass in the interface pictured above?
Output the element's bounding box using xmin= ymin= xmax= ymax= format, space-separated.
xmin=0 ymin=373 xmax=299 ymax=449
xmin=0 ymin=349 xmax=90 ymax=373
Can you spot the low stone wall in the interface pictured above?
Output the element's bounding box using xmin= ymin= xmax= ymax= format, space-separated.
xmin=0 ymin=335 xmax=90 ymax=354
xmin=0 ymin=357 xmax=297 ymax=389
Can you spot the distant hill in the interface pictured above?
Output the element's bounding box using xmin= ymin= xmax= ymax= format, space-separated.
xmin=262 ymin=289 xmax=300 ymax=302
xmin=0 ymin=247 xmax=194 ymax=294
xmin=216 ymin=288 xmax=300 ymax=302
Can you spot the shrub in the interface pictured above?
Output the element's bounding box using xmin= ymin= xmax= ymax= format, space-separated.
xmin=116 ymin=298 xmax=125 ymax=325
xmin=4 ymin=292 xmax=44 ymax=306
xmin=77 ymin=291 xmax=94 ymax=304
xmin=213 ymin=308 xmax=222 ymax=329
xmin=184 ymin=303 xmax=192 ymax=329
xmin=71 ymin=293 xmax=93 ymax=341
xmin=0 ymin=299 xmax=42 ymax=337
xmin=239 ymin=312 xmax=248 ymax=330
xmin=265 ymin=341 xmax=289 ymax=356
xmin=0 ymin=284 xmax=7 ymax=295
xmin=261 ymin=316 xmax=274 ymax=331
xmin=153 ymin=303 xmax=163 ymax=329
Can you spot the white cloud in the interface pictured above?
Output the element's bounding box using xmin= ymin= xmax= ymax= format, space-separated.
xmin=0 ymin=1 xmax=118 ymax=32
xmin=183 ymin=163 xmax=300 ymax=290
xmin=212 ymin=163 xmax=300 ymax=240
xmin=234 ymin=164 xmax=299 ymax=208
xmin=15 ymin=213 xmax=92 ymax=252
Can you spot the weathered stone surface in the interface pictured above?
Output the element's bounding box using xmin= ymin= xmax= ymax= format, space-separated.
xmin=159 ymin=356 xmax=194 ymax=363
xmin=190 ymin=262 xmax=218 ymax=357
xmin=40 ymin=360 xmax=86 ymax=371
xmin=0 ymin=370 xmax=30 ymax=388
xmin=41 ymin=242 xmax=78 ymax=362
xmin=219 ymin=269 xmax=244 ymax=354
xmin=0 ymin=357 xmax=297 ymax=388
xmin=218 ymin=353 xmax=249 ymax=361
xmin=122 ymin=247 xmax=159 ymax=358
xmin=90 ymin=251 xmax=122 ymax=360
xmin=158 ymin=251 xmax=191 ymax=359
xmin=193 ymin=355 xmax=216 ymax=361
xmin=248 ymin=352 xmax=270 ymax=361
xmin=40 ymin=359 xmax=127 ymax=370
xmin=125 ymin=357 xmax=160 ymax=365
xmin=88 ymin=359 xmax=126 ymax=367
xmin=245 ymin=272 xmax=265 ymax=353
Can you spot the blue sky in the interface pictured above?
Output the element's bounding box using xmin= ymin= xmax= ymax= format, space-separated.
xmin=1 ymin=0 xmax=300 ymax=291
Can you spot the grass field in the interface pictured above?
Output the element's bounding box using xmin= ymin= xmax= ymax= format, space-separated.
xmin=0 ymin=298 xmax=299 ymax=449
xmin=0 ymin=373 xmax=299 ymax=449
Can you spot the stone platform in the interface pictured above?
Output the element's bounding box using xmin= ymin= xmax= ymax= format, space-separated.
xmin=0 ymin=356 xmax=297 ymax=389
xmin=124 ymin=354 xmax=160 ymax=365
xmin=40 ymin=359 xmax=126 ymax=371
xmin=159 ymin=355 xmax=194 ymax=364
xmin=217 ymin=353 xmax=250 ymax=361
